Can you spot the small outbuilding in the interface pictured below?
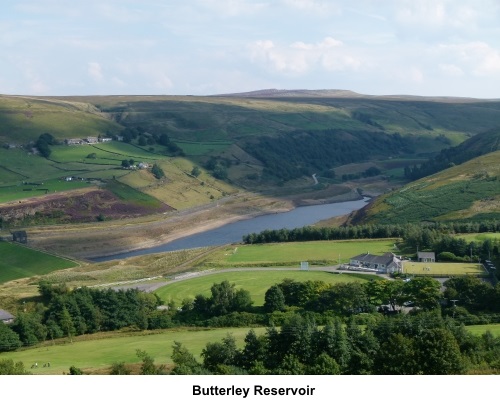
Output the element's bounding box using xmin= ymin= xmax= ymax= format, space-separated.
xmin=0 ymin=309 xmax=15 ymax=324
xmin=11 ymin=230 xmax=28 ymax=244
xmin=417 ymin=252 xmax=436 ymax=262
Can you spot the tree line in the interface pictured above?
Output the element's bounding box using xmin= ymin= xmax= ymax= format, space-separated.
xmin=3 ymin=274 xmax=500 ymax=374
xmin=244 ymin=129 xmax=413 ymax=182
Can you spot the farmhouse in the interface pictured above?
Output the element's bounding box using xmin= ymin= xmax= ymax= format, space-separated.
xmin=11 ymin=230 xmax=28 ymax=244
xmin=65 ymin=138 xmax=83 ymax=145
xmin=418 ymin=252 xmax=436 ymax=262
xmin=0 ymin=309 xmax=15 ymax=324
xmin=100 ymin=137 xmax=112 ymax=142
xmin=349 ymin=252 xmax=401 ymax=274
xmin=85 ymin=137 xmax=99 ymax=144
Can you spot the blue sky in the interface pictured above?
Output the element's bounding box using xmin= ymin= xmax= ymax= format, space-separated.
xmin=1 ymin=0 xmax=500 ymax=97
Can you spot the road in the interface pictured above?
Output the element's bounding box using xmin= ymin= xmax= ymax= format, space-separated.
xmin=111 ymin=266 xmax=389 ymax=292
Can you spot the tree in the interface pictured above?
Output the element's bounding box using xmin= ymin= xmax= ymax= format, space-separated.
xmin=414 ymin=328 xmax=465 ymax=374
xmin=0 ymin=322 xmax=22 ymax=352
xmin=306 ymin=353 xmax=341 ymax=375
xmin=35 ymin=139 xmax=51 ymax=158
xmin=69 ymin=365 xmax=84 ymax=375
xmin=207 ymin=280 xmax=252 ymax=316
xmin=121 ymin=159 xmax=130 ymax=168
xmin=238 ymin=329 xmax=267 ymax=369
xmin=151 ymin=163 xmax=165 ymax=179
xmin=109 ymin=362 xmax=131 ymax=375
xmin=191 ymin=166 xmax=201 ymax=177
xmin=171 ymin=341 xmax=205 ymax=375
xmin=374 ymin=333 xmax=417 ymax=374
xmin=136 ymin=349 xmax=165 ymax=375
xmin=0 ymin=359 xmax=31 ymax=375
xmin=201 ymin=334 xmax=239 ymax=373
xmin=403 ymin=277 xmax=442 ymax=310
xmin=264 ymin=285 xmax=286 ymax=312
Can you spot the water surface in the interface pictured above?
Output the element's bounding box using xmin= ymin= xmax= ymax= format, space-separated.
xmin=92 ymin=198 xmax=369 ymax=262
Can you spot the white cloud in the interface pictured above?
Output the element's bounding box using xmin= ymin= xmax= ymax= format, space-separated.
xmin=88 ymin=62 xmax=104 ymax=81
xmin=197 ymin=0 xmax=268 ymax=17
xmin=281 ymin=0 xmax=341 ymax=15
xmin=395 ymin=0 xmax=479 ymax=29
xmin=248 ymin=37 xmax=360 ymax=75
xmin=439 ymin=63 xmax=464 ymax=77
xmin=438 ymin=42 xmax=500 ymax=76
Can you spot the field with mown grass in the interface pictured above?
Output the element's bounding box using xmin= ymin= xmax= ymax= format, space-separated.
xmin=202 ymin=239 xmax=398 ymax=268
xmin=402 ymin=262 xmax=488 ymax=277
xmin=155 ymin=270 xmax=377 ymax=306
xmin=0 ymin=327 xmax=267 ymax=375
xmin=0 ymin=241 xmax=78 ymax=283
xmin=460 ymin=233 xmax=500 ymax=242
xmin=2 ymin=322 xmax=499 ymax=375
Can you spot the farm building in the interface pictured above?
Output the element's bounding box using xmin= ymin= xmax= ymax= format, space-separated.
xmin=0 ymin=309 xmax=15 ymax=324
xmin=65 ymin=138 xmax=83 ymax=145
xmin=85 ymin=137 xmax=99 ymax=144
xmin=100 ymin=137 xmax=112 ymax=142
xmin=349 ymin=252 xmax=402 ymax=274
xmin=11 ymin=230 xmax=28 ymax=244
xmin=418 ymin=252 xmax=436 ymax=262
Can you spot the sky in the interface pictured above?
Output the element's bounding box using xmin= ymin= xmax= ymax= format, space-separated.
xmin=1 ymin=0 xmax=500 ymax=98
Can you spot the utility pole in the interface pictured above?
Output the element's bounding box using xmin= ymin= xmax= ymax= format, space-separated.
xmin=451 ymin=299 xmax=458 ymax=319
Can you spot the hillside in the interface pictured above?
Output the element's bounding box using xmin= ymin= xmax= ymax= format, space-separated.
xmin=2 ymin=91 xmax=500 ymax=228
xmin=357 ymin=150 xmax=500 ymax=224
xmin=0 ymin=95 xmax=122 ymax=144
xmin=405 ymin=127 xmax=500 ymax=180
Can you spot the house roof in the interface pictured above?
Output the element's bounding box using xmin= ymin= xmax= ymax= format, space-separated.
xmin=0 ymin=309 xmax=15 ymax=321
xmin=418 ymin=252 xmax=435 ymax=259
xmin=351 ymin=252 xmax=399 ymax=266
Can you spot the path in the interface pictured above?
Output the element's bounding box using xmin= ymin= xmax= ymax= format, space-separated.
xmin=312 ymin=173 xmax=318 ymax=185
xmin=111 ymin=266 xmax=390 ymax=292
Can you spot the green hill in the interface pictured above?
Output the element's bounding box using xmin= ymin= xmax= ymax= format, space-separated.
xmin=0 ymin=95 xmax=122 ymax=144
xmin=405 ymin=127 xmax=500 ymax=180
xmin=2 ymin=92 xmax=500 ymax=225
xmin=357 ymin=150 xmax=500 ymax=224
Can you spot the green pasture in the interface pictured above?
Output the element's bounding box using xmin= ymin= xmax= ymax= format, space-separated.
xmin=459 ymin=233 xmax=500 ymax=243
xmin=0 ymin=142 xmax=170 ymax=204
xmin=466 ymin=324 xmax=500 ymax=337
xmin=155 ymin=270 xmax=377 ymax=306
xmin=206 ymin=240 xmax=397 ymax=267
xmin=2 ymin=321 xmax=499 ymax=375
xmin=402 ymin=262 xmax=487 ymax=277
xmin=0 ymin=179 xmax=92 ymax=203
xmin=0 ymin=327 xmax=267 ymax=375
xmin=0 ymin=96 xmax=122 ymax=144
xmin=0 ymin=241 xmax=78 ymax=283
xmin=104 ymin=180 xmax=165 ymax=208
xmin=173 ymin=140 xmax=232 ymax=156
xmin=50 ymin=142 xmax=162 ymax=164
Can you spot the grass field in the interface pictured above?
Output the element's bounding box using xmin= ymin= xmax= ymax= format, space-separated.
xmin=203 ymin=240 xmax=398 ymax=267
xmin=155 ymin=270 xmax=377 ymax=306
xmin=2 ymin=322 xmax=499 ymax=375
xmin=402 ymin=261 xmax=488 ymax=277
xmin=0 ymin=327 xmax=267 ymax=375
xmin=460 ymin=233 xmax=500 ymax=242
xmin=0 ymin=241 xmax=78 ymax=283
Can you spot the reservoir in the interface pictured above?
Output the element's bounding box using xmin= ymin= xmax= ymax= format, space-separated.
xmin=92 ymin=197 xmax=369 ymax=262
